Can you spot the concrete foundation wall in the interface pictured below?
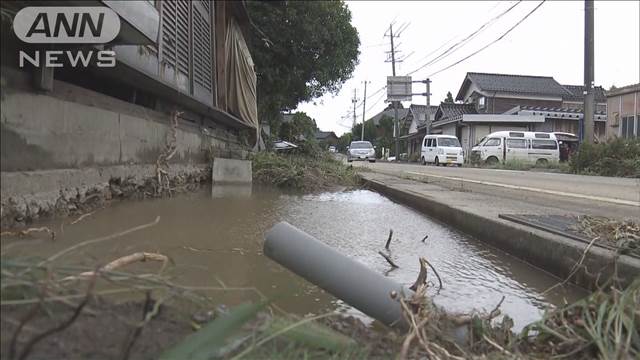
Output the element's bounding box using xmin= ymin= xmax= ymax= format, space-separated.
xmin=0 ymin=75 xmax=251 ymax=227
xmin=1 ymin=89 xmax=247 ymax=171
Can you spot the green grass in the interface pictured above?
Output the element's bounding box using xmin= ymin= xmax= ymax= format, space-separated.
xmin=252 ymin=151 xmax=359 ymax=190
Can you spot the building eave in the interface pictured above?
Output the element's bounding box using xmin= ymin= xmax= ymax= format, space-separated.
xmin=606 ymin=83 xmax=640 ymax=97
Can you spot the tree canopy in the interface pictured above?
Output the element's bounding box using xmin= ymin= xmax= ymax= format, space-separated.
xmin=279 ymin=112 xmax=318 ymax=142
xmin=444 ymin=91 xmax=455 ymax=103
xmin=247 ymin=1 xmax=360 ymax=124
xmin=350 ymin=115 xmax=396 ymax=156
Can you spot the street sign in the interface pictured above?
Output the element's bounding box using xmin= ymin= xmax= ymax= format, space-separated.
xmin=386 ymin=76 xmax=412 ymax=102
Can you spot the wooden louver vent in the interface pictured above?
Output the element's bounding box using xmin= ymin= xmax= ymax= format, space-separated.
xmin=160 ymin=0 xmax=214 ymax=103
xmin=192 ymin=1 xmax=213 ymax=92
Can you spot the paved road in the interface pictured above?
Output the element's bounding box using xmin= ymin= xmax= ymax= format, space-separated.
xmin=353 ymin=161 xmax=640 ymax=207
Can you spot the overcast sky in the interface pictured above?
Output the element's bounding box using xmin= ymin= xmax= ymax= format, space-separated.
xmin=296 ymin=0 xmax=640 ymax=136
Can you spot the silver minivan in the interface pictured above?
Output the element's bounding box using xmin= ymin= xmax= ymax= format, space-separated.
xmin=347 ymin=141 xmax=376 ymax=163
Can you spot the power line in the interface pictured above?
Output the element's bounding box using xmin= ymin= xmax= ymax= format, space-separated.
xmin=395 ymin=21 xmax=411 ymax=37
xmin=427 ymin=0 xmax=546 ymax=78
xmin=364 ymin=90 xmax=387 ymax=117
xmin=338 ymin=85 xmax=388 ymax=132
xmin=405 ymin=0 xmax=523 ymax=76
xmin=403 ymin=33 xmax=458 ymax=70
xmin=340 ymin=1 xmax=519 ymax=130
xmin=343 ymin=85 xmax=387 ymax=118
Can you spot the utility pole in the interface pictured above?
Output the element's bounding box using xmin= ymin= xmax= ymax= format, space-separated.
xmin=425 ymin=78 xmax=432 ymax=135
xmin=351 ymin=89 xmax=358 ymax=134
xmin=389 ymin=25 xmax=397 ymax=77
xmin=385 ymin=23 xmax=401 ymax=158
xmin=582 ymin=0 xmax=595 ymax=144
xmin=361 ymin=80 xmax=369 ymax=141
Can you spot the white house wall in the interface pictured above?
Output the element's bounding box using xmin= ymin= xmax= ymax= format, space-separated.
xmin=441 ymin=123 xmax=457 ymax=136
xmin=409 ymin=119 xmax=418 ymax=134
xmin=461 ymin=126 xmax=470 ymax=152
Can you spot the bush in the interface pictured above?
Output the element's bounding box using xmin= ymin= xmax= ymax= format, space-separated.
xmin=292 ymin=140 xmax=323 ymax=158
xmin=570 ymin=138 xmax=640 ymax=177
xmin=252 ymin=151 xmax=358 ymax=190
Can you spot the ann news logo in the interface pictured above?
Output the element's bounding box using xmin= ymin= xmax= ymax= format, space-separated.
xmin=13 ymin=7 xmax=120 ymax=68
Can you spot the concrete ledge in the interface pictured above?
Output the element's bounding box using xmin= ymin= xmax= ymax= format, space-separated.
xmin=211 ymin=158 xmax=252 ymax=184
xmin=363 ymin=175 xmax=640 ymax=290
xmin=1 ymin=164 xmax=209 ymax=227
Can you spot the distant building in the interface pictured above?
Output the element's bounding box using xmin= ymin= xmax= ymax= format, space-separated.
xmin=456 ymin=72 xmax=571 ymax=113
xmin=400 ymin=104 xmax=438 ymax=158
xmin=369 ymin=103 xmax=409 ymax=126
xmin=315 ymin=131 xmax=338 ymax=146
xmin=316 ymin=131 xmax=338 ymax=143
xmin=561 ymin=85 xmax=607 ymax=113
xmin=430 ymin=72 xmax=607 ymax=153
xmin=605 ymin=83 xmax=640 ymax=139
xmin=364 ymin=103 xmax=409 ymax=140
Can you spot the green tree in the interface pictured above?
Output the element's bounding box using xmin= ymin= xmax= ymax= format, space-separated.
xmin=247 ymin=1 xmax=360 ymax=125
xmin=444 ymin=91 xmax=454 ymax=103
xmin=350 ymin=115 xmax=397 ymax=156
xmin=351 ymin=120 xmax=376 ymax=143
xmin=337 ymin=132 xmax=352 ymax=152
xmin=376 ymin=116 xmax=395 ymax=156
xmin=279 ymin=112 xmax=318 ymax=142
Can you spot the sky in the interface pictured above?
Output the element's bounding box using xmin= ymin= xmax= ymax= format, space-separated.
xmin=296 ymin=0 xmax=640 ymax=136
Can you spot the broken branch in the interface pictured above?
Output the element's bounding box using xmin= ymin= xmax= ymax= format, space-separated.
xmin=0 ymin=227 xmax=55 ymax=241
xmin=410 ymin=258 xmax=428 ymax=291
xmin=385 ymin=229 xmax=393 ymax=250
xmin=488 ymin=295 xmax=505 ymax=320
xmin=121 ymin=291 xmax=153 ymax=360
xmin=17 ymin=273 xmax=96 ymax=360
xmin=37 ymin=216 xmax=160 ymax=268
xmin=543 ymin=235 xmax=599 ymax=295
xmin=423 ymin=258 xmax=443 ymax=292
xmin=69 ymin=211 xmax=95 ymax=225
xmin=8 ymin=291 xmax=43 ymax=360
xmin=421 ymin=234 xmax=429 ymax=243
xmin=378 ymin=251 xmax=399 ymax=268
xmin=62 ymin=252 xmax=169 ymax=281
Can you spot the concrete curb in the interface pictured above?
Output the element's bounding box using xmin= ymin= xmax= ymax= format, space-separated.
xmin=363 ymin=177 xmax=640 ymax=290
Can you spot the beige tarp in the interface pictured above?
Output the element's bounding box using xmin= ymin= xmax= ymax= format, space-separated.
xmin=225 ymin=17 xmax=258 ymax=129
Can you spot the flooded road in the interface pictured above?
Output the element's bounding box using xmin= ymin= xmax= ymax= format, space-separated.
xmin=5 ymin=186 xmax=585 ymax=330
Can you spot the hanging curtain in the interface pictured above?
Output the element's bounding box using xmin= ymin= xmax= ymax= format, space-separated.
xmin=225 ymin=17 xmax=258 ymax=130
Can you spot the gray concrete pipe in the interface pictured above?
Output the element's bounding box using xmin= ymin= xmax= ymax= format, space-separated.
xmin=263 ymin=221 xmax=412 ymax=328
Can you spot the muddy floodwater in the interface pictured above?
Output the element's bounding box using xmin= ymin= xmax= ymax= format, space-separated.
xmin=6 ymin=186 xmax=585 ymax=330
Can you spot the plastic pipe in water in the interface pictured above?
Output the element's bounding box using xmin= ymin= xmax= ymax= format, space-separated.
xmin=264 ymin=222 xmax=412 ymax=328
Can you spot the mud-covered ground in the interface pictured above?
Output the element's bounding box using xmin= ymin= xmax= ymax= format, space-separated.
xmin=1 ymin=298 xmax=395 ymax=360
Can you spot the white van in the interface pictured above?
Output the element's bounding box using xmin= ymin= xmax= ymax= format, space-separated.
xmin=420 ymin=135 xmax=464 ymax=166
xmin=470 ymin=131 xmax=559 ymax=165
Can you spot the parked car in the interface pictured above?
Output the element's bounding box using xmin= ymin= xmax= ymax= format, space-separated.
xmin=470 ymin=131 xmax=559 ymax=165
xmin=420 ymin=135 xmax=464 ymax=166
xmin=273 ymin=140 xmax=298 ymax=152
xmin=328 ymin=146 xmax=336 ymax=153
xmin=347 ymin=141 xmax=376 ymax=162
